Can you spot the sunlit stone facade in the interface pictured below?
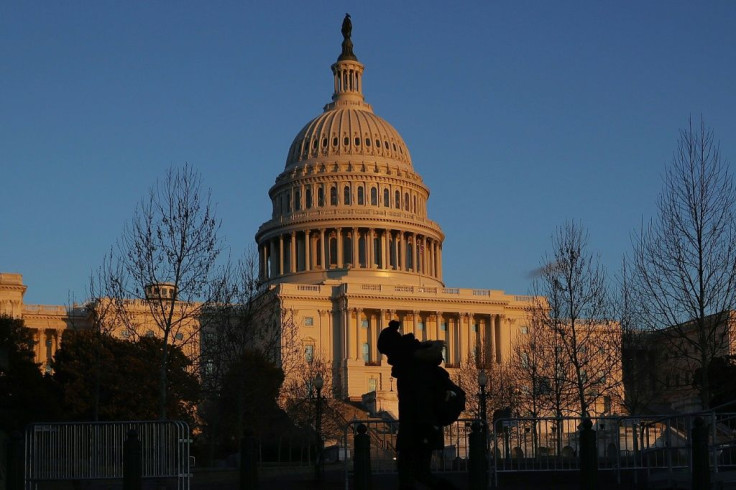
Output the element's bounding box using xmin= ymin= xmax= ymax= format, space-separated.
xmin=254 ymin=29 xmax=536 ymax=417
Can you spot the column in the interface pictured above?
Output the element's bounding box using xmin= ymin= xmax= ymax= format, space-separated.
xmin=278 ymin=235 xmax=284 ymax=275
xmin=437 ymin=244 xmax=443 ymax=279
xmin=368 ymin=229 xmax=375 ymax=269
xmin=494 ymin=315 xmax=502 ymax=364
xmin=290 ymin=232 xmax=297 ymax=273
xmin=269 ymin=239 xmax=277 ymax=279
xmin=337 ymin=228 xmax=343 ymax=268
xmin=344 ymin=307 xmax=354 ymax=360
xmin=353 ymin=227 xmax=359 ymax=268
xmin=382 ymin=230 xmax=388 ymax=269
xmin=304 ymin=230 xmax=311 ymax=271
xmin=412 ymin=311 xmax=419 ymax=341
xmin=369 ymin=312 xmax=378 ymax=362
xmin=320 ymin=229 xmax=326 ymax=269
xmin=413 ymin=234 xmax=419 ymax=272
xmin=422 ymin=236 xmax=428 ymax=274
xmin=392 ymin=232 xmax=399 ymax=270
xmin=356 ymin=308 xmax=364 ymax=361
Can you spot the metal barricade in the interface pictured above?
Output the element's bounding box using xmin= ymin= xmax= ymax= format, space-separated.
xmin=341 ymin=418 xmax=476 ymax=486
xmin=490 ymin=412 xmax=736 ymax=487
xmin=24 ymin=420 xmax=192 ymax=490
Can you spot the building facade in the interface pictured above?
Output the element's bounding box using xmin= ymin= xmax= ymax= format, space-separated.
xmin=253 ymin=21 xmax=536 ymax=417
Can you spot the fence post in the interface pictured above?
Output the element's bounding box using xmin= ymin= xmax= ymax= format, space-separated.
xmin=240 ymin=430 xmax=258 ymax=490
xmin=353 ymin=423 xmax=372 ymax=490
xmin=468 ymin=421 xmax=488 ymax=490
xmin=123 ymin=429 xmax=142 ymax=490
xmin=579 ymin=418 xmax=597 ymax=490
xmin=691 ymin=416 xmax=710 ymax=490
xmin=6 ymin=430 xmax=23 ymax=490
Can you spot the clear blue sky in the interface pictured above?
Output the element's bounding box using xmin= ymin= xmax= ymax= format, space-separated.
xmin=2 ymin=1 xmax=735 ymax=305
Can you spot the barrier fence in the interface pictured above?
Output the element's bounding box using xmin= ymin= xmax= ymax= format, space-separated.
xmin=340 ymin=411 xmax=736 ymax=488
xmin=24 ymin=420 xmax=192 ymax=490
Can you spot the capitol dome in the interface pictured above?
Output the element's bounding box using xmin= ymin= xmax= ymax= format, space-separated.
xmin=256 ymin=16 xmax=445 ymax=287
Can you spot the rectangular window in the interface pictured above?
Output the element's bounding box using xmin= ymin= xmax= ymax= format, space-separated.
xmin=520 ymin=326 xmax=528 ymax=335
xmin=362 ymin=343 xmax=370 ymax=362
xmin=368 ymin=378 xmax=377 ymax=392
xmin=305 ymin=344 xmax=314 ymax=363
xmin=440 ymin=322 xmax=447 ymax=331
xmin=361 ymin=319 xmax=369 ymax=328
xmin=417 ymin=322 xmax=424 ymax=331
xmin=304 ymin=317 xmax=314 ymax=326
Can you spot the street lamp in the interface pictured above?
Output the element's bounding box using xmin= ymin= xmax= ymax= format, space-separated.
xmin=477 ymin=370 xmax=488 ymax=439
xmin=314 ymin=373 xmax=324 ymax=483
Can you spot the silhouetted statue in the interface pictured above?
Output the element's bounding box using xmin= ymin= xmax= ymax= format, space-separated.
xmin=338 ymin=13 xmax=356 ymax=61
xmin=341 ymin=13 xmax=352 ymax=40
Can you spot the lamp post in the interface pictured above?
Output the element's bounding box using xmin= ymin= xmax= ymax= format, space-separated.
xmin=478 ymin=370 xmax=488 ymax=442
xmin=314 ymin=373 xmax=324 ymax=483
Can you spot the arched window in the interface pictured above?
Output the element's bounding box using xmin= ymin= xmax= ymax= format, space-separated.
xmin=294 ymin=189 xmax=301 ymax=211
xmin=371 ymin=187 xmax=378 ymax=206
xmin=330 ymin=186 xmax=338 ymax=206
xmin=305 ymin=187 xmax=312 ymax=209
xmin=404 ymin=193 xmax=410 ymax=211
xmin=344 ymin=185 xmax=351 ymax=205
xmin=318 ymin=186 xmax=325 ymax=207
xmin=357 ymin=186 xmax=365 ymax=205
xmin=413 ymin=196 xmax=417 ymax=213
xmin=394 ymin=190 xmax=400 ymax=209
xmin=383 ymin=189 xmax=390 ymax=207
xmin=287 ymin=193 xmax=292 ymax=213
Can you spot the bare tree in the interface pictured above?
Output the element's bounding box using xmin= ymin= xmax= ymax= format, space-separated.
xmin=615 ymin=259 xmax=658 ymax=414
xmin=108 ymin=164 xmax=223 ymax=419
xmin=533 ymin=221 xmax=621 ymax=418
xmin=632 ymin=117 xmax=736 ymax=409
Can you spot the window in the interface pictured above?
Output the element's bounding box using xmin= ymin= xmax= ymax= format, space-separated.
xmin=368 ymin=378 xmax=377 ymax=392
xmin=305 ymin=344 xmax=314 ymax=363
xmin=366 ymin=138 xmax=371 ymax=147
xmin=417 ymin=322 xmax=424 ymax=331
xmin=344 ymin=136 xmax=350 ymax=146
xmin=361 ymin=319 xmax=369 ymax=328
xmin=344 ymin=186 xmax=351 ymax=205
xmin=440 ymin=322 xmax=447 ymax=331
xmin=145 ymin=330 xmax=154 ymax=338
xmin=294 ymin=189 xmax=301 ymax=211
xmin=304 ymin=317 xmax=314 ymax=326
xmin=404 ymin=193 xmax=409 ymax=211
xmin=520 ymin=326 xmax=528 ymax=335
xmin=174 ymin=333 xmax=183 ymax=341
xmin=394 ymin=190 xmax=400 ymax=208
xmin=354 ymin=137 xmax=360 ymax=146
xmin=472 ymin=323 xmax=478 ymax=333
xmin=306 ymin=188 xmax=312 ymax=209
xmin=371 ymin=187 xmax=378 ymax=206
xmin=383 ymin=189 xmax=390 ymax=207
xmin=362 ymin=343 xmax=370 ymax=361
xmin=120 ymin=330 xmax=130 ymax=339
xmin=357 ymin=186 xmax=364 ymax=205
xmin=333 ymin=137 xmax=338 ymax=146
xmin=330 ymin=186 xmax=338 ymax=206
xmin=318 ymin=186 xmax=325 ymax=207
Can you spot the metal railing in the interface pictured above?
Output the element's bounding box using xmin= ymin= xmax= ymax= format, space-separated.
xmin=339 ymin=412 xmax=736 ymax=488
xmin=24 ymin=420 xmax=192 ymax=490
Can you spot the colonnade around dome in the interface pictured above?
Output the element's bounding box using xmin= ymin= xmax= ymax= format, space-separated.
xmin=259 ymin=226 xmax=443 ymax=284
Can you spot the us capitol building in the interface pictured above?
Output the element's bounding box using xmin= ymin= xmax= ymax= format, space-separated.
xmin=1 ymin=18 xmax=535 ymax=416
xmin=253 ymin=17 xmax=534 ymax=414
